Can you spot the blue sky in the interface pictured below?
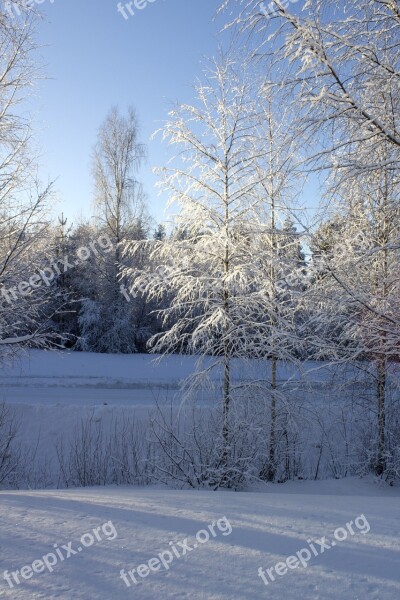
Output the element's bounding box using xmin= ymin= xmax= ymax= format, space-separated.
xmin=29 ymin=0 xmax=231 ymax=228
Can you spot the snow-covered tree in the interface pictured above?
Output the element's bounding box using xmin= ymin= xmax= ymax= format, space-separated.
xmin=222 ymin=0 xmax=400 ymax=170
xmin=0 ymin=8 xmax=59 ymax=357
xmin=78 ymin=107 xmax=151 ymax=353
xmin=222 ymin=0 xmax=400 ymax=478
xmin=123 ymin=53 xmax=304 ymax=483
xmin=306 ymin=134 xmax=400 ymax=475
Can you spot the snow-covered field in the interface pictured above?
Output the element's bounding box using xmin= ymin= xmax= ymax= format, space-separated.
xmin=0 ymin=478 xmax=399 ymax=599
xmin=0 ymin=350 xmax=370 ymax=484
xmin=0 ymin=349 xmax=341 ymax=407
xmin=0 ymin=351 xmax=399 ymax=598
xmin=0 ymin=349 xmax=397 ymax=485
xmin=0 ymin=350 xmax=195 ymax=407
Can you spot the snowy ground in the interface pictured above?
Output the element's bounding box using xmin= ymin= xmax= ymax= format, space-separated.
xmin=0 ymin=478 xmax=399 ymax=599
xmin=0 ymin=350 xmax=332 ymax=470
xmin=0 ymin=349 xmax=356 ymax=407
xmin=1 ymin=351 xmax=399 ymax=598
xmin=0 ymin=350 xmax=370 ymax=486
xmin=0 ymin=351 xmax=190 ymax=407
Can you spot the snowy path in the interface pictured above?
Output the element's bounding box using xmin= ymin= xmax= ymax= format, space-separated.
xmin=0 ymin=478 xmax=399 ymax=599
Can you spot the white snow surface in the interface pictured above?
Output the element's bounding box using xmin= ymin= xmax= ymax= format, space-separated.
xmin=0 ymin=349 xmax=345 ymax=406
xmin=0 ymin=478 xmax=399 ymax=599
xmin=0 ymin=351 xmax=399 ymax=598
xmin=0 ymin=350 xmax=356 ymax=479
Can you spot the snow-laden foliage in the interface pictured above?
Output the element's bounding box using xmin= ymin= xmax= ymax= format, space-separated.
xmin=219 ymin=0 xmax=400 ymax=478
xmin=224 ymin=0 xmax=400 ymax=171
xmin=0 ymin=8 xmax=62 ymax=356
xmin=122 ymin=53 xmax=306 ymax=484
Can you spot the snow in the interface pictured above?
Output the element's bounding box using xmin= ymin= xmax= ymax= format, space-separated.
xmin=0 ymin=478 xmax=399 ymax=599
xmin=0 ymin=350 xmax=188 ymax=406
xmin=0 ymin=351 xmax=399 ymax=597
xmin=0 ymin=350 xmax=396 ymax=487
xmin=0 ymin=349 xmax=359 ymax=407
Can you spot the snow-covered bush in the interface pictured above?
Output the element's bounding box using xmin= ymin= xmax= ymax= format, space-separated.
xmin=150 ymin=401 xmax=264 ymax=490
xmin=0 ymin=403 xmax=23 ymax=487
xmin=56 ymin=412 xmax=153 ymax=487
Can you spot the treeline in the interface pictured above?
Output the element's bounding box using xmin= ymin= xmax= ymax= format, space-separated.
xmin=28 ymin=212 xmax=307 ymax=356
xmin=1 ymin=0 xmax=400 ymax=484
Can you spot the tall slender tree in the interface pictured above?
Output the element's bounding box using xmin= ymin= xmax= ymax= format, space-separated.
xmin=0 ymin=7 xmax=57 ymax=356
xmin=85 ymin=106 xmax=149 ymax=352
xmin=123 ymin=52 xmax=303 ymax=483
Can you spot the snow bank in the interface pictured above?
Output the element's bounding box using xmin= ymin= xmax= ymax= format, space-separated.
xmin=0 ymin=478 xmax=399 ymax=599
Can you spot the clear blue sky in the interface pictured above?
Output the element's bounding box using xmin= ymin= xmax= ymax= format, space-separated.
xmin=30 ymin=0 xmax=232 ymax=228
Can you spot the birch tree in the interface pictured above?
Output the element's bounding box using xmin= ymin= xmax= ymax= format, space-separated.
xmin=222 ymin=0 xmax=400 ymax=478
xmin=222 ymin=0 xmax=400 ymax=170
xmin=0 ymin=7 xmax=58 ymax=356
xmin=89 ymin=106 xmax=149 ymax=352
xmin=123 ymin=53 xmax=304 ymax=484
xmin=253 ymin=92 xmax=305 ymax=480
xmin=307 ymin=133 xmax=400 ymax=476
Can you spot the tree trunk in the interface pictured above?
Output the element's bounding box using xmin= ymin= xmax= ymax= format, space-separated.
xmin=221 ymin=168 xmax=231 ymax=483
xmin=266 ymin=354 xmax=277 ymax=481
xmin=266 ymin=135 xmax=278 ymax=482
xmin=222 ymin=341 xmax=231 ymax=476
xmin=375 ymin=358 xmax=386 ymax=476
